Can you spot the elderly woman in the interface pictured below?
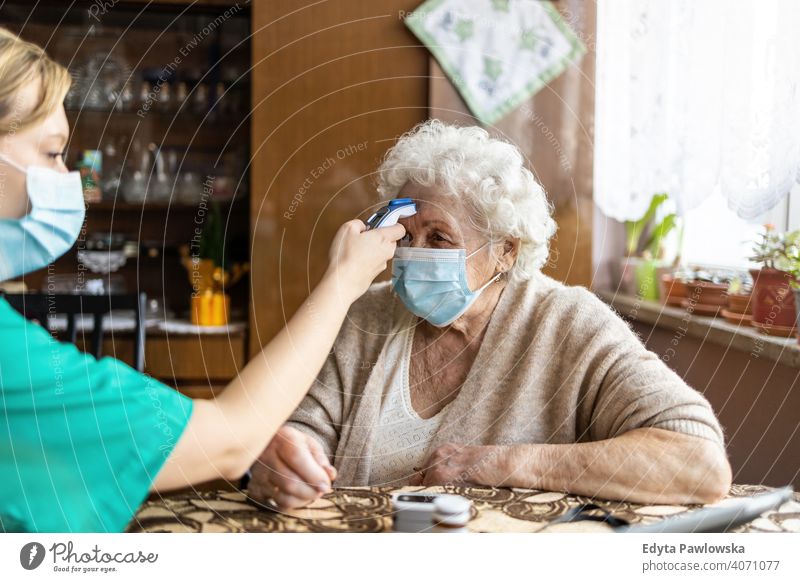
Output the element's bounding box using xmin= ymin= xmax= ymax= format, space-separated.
xmin=249 ymin=120 xmax=731 ymax=510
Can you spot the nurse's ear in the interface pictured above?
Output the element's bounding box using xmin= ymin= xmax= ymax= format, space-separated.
xmin=496 ymin=237 xmax=520 ymax=274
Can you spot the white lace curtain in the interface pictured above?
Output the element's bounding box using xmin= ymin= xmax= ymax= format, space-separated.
xmin=594 ymin=0 xmax=800 ymax=222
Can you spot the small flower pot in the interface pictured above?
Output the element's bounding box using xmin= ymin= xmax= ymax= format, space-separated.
xmin=660 ymin=273 xmax=687 ymax=306
xmin=684 ymin=280 xmax=728 ymax=307
xmin=749 ymin=268 xmax=797 ymax=329
xmin=727 ymin=292 xmax=753 ymax=315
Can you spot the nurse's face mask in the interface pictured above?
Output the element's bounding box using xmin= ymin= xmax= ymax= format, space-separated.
xmin=0 ymin=153 xmax=85 ymax=281
xmin=391 ymin=241 xmax=502 ymax=327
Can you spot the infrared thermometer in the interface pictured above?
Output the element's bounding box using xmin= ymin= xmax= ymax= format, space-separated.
xmin=366 ymin=198 xmax=416 ymax=229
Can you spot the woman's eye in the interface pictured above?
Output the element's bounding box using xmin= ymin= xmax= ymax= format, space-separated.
xmin=431 ymin=232 xmax=448 ymax=242
xmin=48 ymin=151 xmax=66 ymax=161
xmin=399 ymin=232 xmax=412 ymax=245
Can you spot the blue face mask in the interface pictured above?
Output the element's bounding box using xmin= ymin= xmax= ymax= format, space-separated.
xmin=0 ymin=154 xmax=85 ymax=281
xmin=391 ymin=243 xmax=502 ymax=327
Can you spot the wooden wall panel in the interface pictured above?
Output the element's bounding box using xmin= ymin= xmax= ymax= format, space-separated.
xmin=632 ymin=321 xmax=800 ymax=489
xmin=249 ymin=1 xmax=429 ymax=353
xmin=428 ymin=0 xmax=596 ymax=287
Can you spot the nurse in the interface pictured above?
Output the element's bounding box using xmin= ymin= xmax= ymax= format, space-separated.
xmin=0 ymin=27 xmax=404 ymax=532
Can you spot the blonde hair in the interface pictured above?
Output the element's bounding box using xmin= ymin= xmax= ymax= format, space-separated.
xmin=0 ymin=27 xmax=71 ymax=135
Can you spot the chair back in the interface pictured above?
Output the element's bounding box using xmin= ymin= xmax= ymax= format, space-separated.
xmin=2 ymin=292 xmax=147 ymax=372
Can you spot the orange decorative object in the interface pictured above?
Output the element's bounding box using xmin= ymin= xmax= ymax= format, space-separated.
xmin=191 ymin=290 xmax=230 ymax=326
xmin=179 ymin=245 xmax=248 ymax=327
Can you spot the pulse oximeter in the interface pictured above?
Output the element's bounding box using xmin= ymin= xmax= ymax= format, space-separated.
xmin=366 ymin=198 xmax=416 ymax=229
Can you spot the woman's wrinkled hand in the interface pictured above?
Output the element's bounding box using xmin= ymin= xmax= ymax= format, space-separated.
xmin=323 ymin=219 xmax=405 ymax=305
xmin=248 ymin=425 xmax=337 ymax=510
xmin=409 ymin=443 xmax=503 ymax=487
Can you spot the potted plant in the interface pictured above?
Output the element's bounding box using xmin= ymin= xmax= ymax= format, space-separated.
xmin=661 ymin=268 xmax=691 ymax=306
xmin=665 ymin=269 xmax=733 ymax=315
xmin=179 ymin=200 xmax=249 ymax=326
xmin=721 ymin=275 xmax=753 ymax=325
xmin=617 ymin=193 xmax=679 ymax=300
xmin=660 ymin=268 xmax=728 ymax=310
xmin=748 ymin=225 xmax=799 ymax=333
xmin=725 ymin=275 xmax=753 ymax=315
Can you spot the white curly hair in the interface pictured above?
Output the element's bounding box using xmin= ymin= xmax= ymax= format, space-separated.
xmin=377 ymin=120 xmax=556 ymax=281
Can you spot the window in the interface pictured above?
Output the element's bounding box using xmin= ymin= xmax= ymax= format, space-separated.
xmin=593 ymin=0 xmax=800 ymax=271
xmin=681 ymin=186 xmax=798 ymax=270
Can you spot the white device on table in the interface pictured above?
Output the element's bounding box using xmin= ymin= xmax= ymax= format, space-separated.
xmin=366 ymin=198 xmax=416 ymax=230
xmin=391 ymin=492 xmax=439 ymax=533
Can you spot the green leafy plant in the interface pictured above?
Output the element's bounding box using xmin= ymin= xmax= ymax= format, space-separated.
xmin=198 ymin=200 xmax=226 ymax=268
xmin=624 ymin=193 xmax=678 ymax=259
xmin=765 ymin=229 xmax=800 ymax=289
xmin=727 ymin=276 xmax=744 ymax=295
xmin=749 ymin=225 xmax=800 ymax=273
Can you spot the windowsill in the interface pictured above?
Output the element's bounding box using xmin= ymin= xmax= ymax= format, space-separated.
xmin=595 ymin=289 xmax=800 ymax=369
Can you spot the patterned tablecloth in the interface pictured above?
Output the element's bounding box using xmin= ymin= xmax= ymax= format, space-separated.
xmin=128 ymin=484 xmax=800 ymax=533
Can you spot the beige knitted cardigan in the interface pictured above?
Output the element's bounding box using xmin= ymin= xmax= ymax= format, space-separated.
xmin=286 ymin=272 xmax=725 ymax=486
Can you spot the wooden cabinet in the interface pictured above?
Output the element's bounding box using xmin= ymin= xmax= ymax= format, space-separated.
xmin=5 ymin=0 xmax=251 ymax=315
xmin=97 ymin=333 xmax=245 ymax=381
xmin=4 ymin=0 xmax=252 ymax=389
xmin=67 ymin=331 xmax=245 ymax=398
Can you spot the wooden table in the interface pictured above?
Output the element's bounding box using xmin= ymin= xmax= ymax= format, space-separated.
xmin=128 ymin=484 xmax=800 ymax=533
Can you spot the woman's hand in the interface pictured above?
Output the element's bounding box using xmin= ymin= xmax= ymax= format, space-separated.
xmin=409 ymin=443 xmax=501 ymax=487
xmin=248 ymin=425 xmax=337 ymax=510
xmin=322 ymin=220 xmax=405 ymax=305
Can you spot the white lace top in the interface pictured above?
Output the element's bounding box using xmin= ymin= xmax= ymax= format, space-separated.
xmin=368 ymin=322 xmax=448 ymax=486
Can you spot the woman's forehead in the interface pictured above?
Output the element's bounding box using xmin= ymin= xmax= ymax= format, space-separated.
xmin=11 ymin=78 xmax=41 ymax=117
xmin=31 ymin=106 xmax=68 ymax=142
xmin=398 ymin=183 xmax=465 ymax=222
xmin=7 ymin=78 xmax=69 ymax=144
xmin=407 ymin=198 xmax=469 ymax=233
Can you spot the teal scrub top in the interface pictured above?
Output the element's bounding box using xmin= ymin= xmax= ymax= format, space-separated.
xmin=0 ymin=298 xmax=193 ymax=532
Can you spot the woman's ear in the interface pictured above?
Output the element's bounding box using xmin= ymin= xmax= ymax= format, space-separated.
xmin=498 ymin=238 xmax=520 ymax=273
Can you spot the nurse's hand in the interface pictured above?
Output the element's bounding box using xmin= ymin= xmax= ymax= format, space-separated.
xmin=323 ymin=219 xmax=405 ymax=304
xmin=248 ymin=425 xmax=336 ymax=510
